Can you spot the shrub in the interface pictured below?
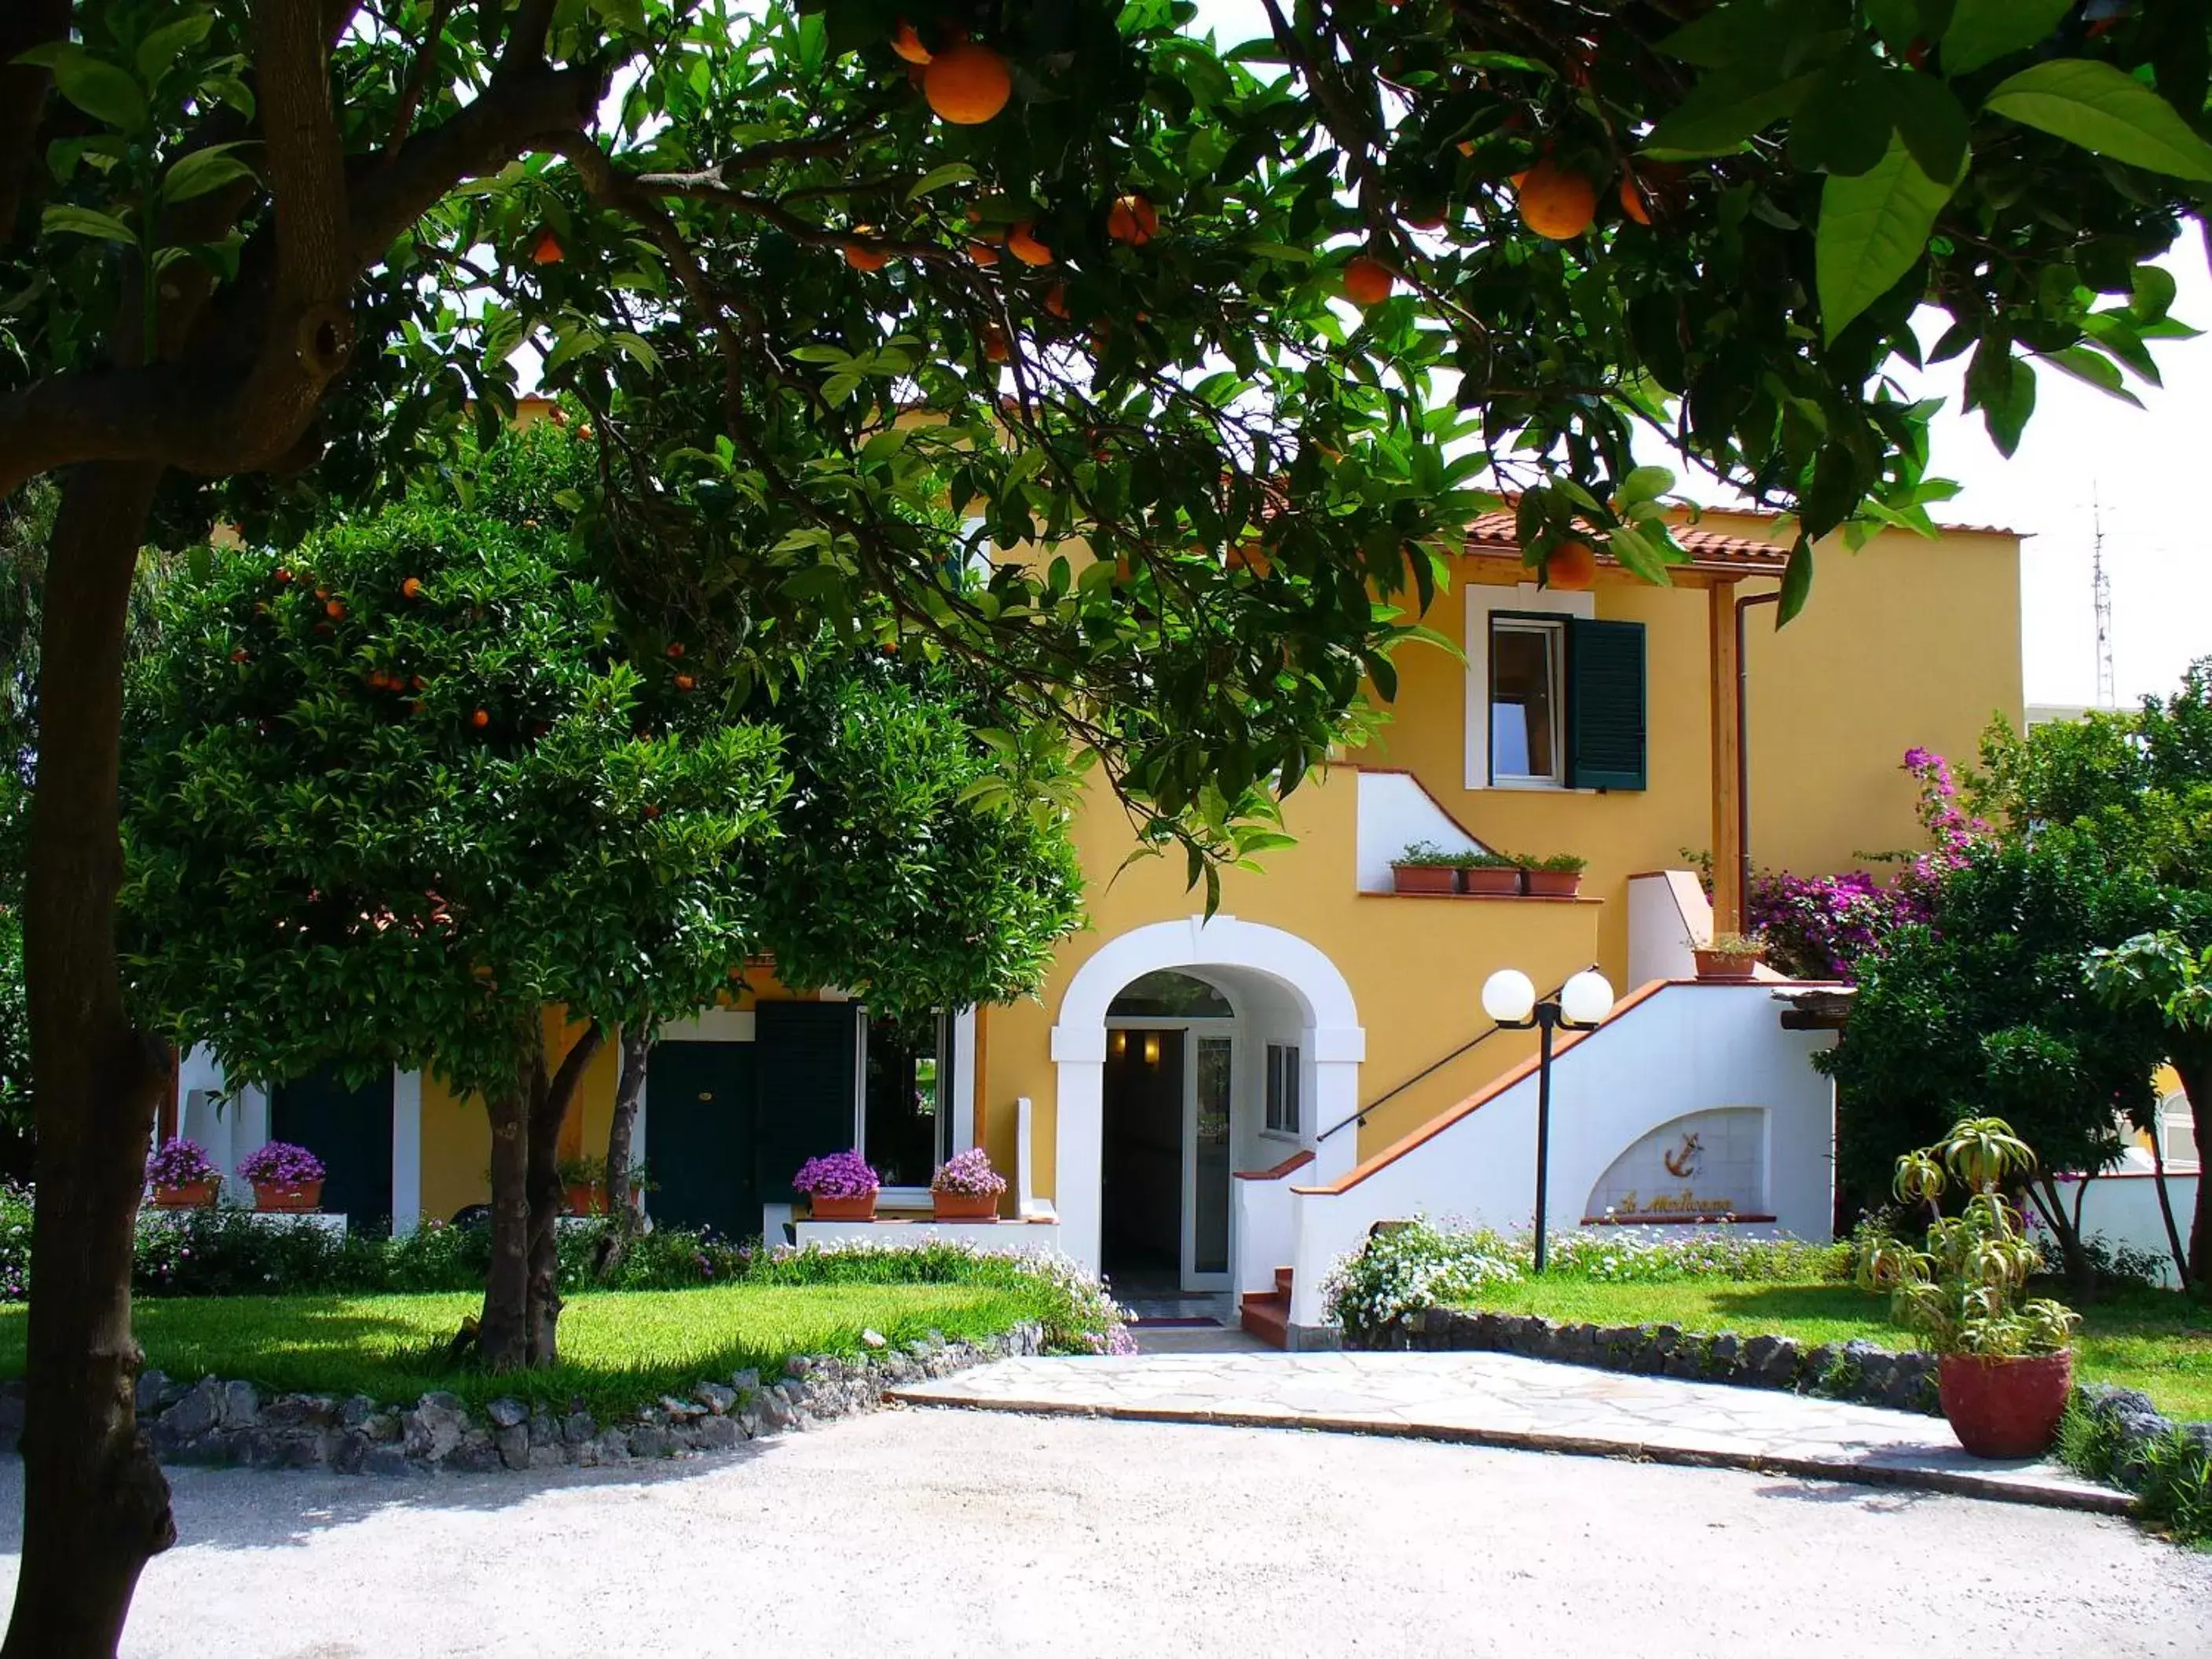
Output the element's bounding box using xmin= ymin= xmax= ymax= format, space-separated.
xmin=2059 ymin=1389 xmax=2212 ymax=1546
xmin=1522 ymin=853 xmax=1587 ymax=873
xmin=1322 ymin=1218 xmax=1852 ymax=1339
xmin=145 ymin=1138 xmax=218 ymax=1188
xmin=1393 ymin=840 xmax=1459 ymax=867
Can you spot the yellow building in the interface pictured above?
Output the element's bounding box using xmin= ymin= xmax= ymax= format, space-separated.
xmin=177 ymin=507 xmax=2023 ymax=1340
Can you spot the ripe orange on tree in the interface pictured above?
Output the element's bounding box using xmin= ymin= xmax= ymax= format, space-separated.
xmin=891 ymin=20 xmax=932 ymax=64
xmin=981 ymin=323 xmax=1011 ymax=363
xmin=673 ymin=672 xmax=696 ymax=692
xmin=530 ymin=230 xmax=563 ymax=266
xmin=1618 ymin=174 xmax=1653 ymax=225
xmin=1043 ymin=283 xmax=1069 ymax=318
xmin=924 ymin=41 xmax=1012 ymax=125
xmin=470 ymin=708 xmax=490 ymax=729
xmin=967 ymin=240 xmax=1000 ymax=266
xmin=324 ymin=598 xmax=347 ymax=620
xmin=1005 ymin=222 xmax=1053 ymax=266
xmin=401 ymin=576 xmax=423 ymax=599
xmin=1546 ymin=540 xmax=1599 ymax=591
xmin=842 ymin=232 xmax=890 ymax=272
xmin=1107 ymin=194 xmax=1158 ymax=245
xmin=1516 ymin=161 xmax=1598 ymax=240
xmin=1342 ymin=255 xmax=1393 ymax=306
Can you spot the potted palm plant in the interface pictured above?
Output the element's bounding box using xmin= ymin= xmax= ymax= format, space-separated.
xmin=1520 ymin=853 xmax=1587 ymax=899
xmin=1693 ymin=931 xmax=1767 ymax=980
xmin=237 ymin=1141 xmax=326 ymax=1212
xmin=558 ymin=1155 xmax=608 ymax=1215
xmin=1856 ymin=1117 xmax=2078 ymax=1459
xmin=930 ymin=1148 xmax=1007 ymax=1221
xmin=145 ymin=1138 xmax=222 ymax=1209
xmin=1459 ymin=851 xmax=1522 ymax=896
xmin=1390 ymin=840 xmax=1459 ymax=895
xmin=793 ymin=1150 xmax=880 ymax=1220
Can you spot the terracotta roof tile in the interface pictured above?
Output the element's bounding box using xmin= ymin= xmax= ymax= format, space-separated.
xmin=1463 ymin=509 xmax=1791 ymax=572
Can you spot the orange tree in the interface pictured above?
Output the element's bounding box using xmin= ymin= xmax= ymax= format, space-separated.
xmin=7 ymin=0 xmax=2212 ymax=1650
xmin=119 ymin=430 xmax=1083 ymax=1375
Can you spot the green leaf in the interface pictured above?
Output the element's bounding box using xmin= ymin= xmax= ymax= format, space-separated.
xmin=53 ymin=53 xmax=148 ymax=134
xmin=1606 ymin=522 xmax=1675 ymax=586
xmin=1983 ymin=59 xmax=2212 ymax=181
xmin=1617 ymin=464 xmax=1675 ymax=506
xmin=159 ymin=143 xmax=255 ymax=204
xmin=42 ymin=203 xmax=137 ymax=244
xmin=1645 ymin=68 xmax=1824 ymax=156
xmin=2034 ymin=345 xmax=2142 ymax=405
xmin=1777 ymin=538 xmax=1814 ymax=626
xmin=1940 ymin=0 xmax=2069 ymax=76
xmin=1886 ymin=71 xmax=1970 ymax=182
xmin=1816 ymin=134 xmax=1962 ymax=342
xmin=905 ymin=162 xmax=979 ymax=203
xmin=136 ymin=10 xmax=214 ymax=85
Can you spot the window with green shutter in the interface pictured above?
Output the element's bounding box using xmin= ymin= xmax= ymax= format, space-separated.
xmin=752 ymin=1000 xmax=861 ymax=1203
xmin=1566 ymin=617 xmax=1647 ymax=791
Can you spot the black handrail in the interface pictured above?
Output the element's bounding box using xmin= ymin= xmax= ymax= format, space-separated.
xmin=1313 ymin=968 xmax=1592 ymax=1144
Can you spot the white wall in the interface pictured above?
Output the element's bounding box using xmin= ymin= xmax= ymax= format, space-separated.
xmin=1626 ymin=871 xmax=1710 ymax=987
xmin=1282 ymin=982 xmax=1837 ymax=1327
xmin=1353 ymin=769 xmax=1493 ymax=892
xmin=2071 ymin=1171 xmax=2201 ymax=1290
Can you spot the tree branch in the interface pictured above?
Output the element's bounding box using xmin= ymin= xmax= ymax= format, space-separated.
xmin=386 ymin=0 xmax=459 ymax=159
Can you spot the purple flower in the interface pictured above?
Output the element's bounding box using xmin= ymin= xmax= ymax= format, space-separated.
xmin=931 ymin=1148 xmax=1008 ymax=1198
xmin=792 ymin=1150 xmax=879 ymax=1198
xmin=238 ymin=1141 xmax=325 ymax=1186
xmin=146 ymin=1138 xmax=218 ymax=1188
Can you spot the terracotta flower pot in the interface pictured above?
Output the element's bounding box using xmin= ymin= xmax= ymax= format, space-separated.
xmin=808 ymin=1191 xmax=877 ymax=1221
xmin=1937 ymin=1351 xmax=2074 ymax=1459
xmin=1459 ymin=866 xmax=1522 ymax=896
xmin=564 ymin=1182 xmax=606 ymax=1216
xmin=931 ymin=1188 xmax=1001 ymax=1221
xmin=253 ymin=1179 xmax=323 ymax=1213
xmin=1391 ymin=862 xmax=1456 ymax=895
xmin=1522 ymin=870 xmax=1582 ymax=899
xmin=152 ymin=1178 xmax=219 ymax=1210
xmin=1693 ymin=949 xmax=1761 ymax=980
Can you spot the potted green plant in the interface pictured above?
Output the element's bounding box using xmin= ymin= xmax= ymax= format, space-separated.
xmin=557 ymin=1155 xmax=608 ymax=1215
xmin=145 ymin=1137 xmax=222 ymax=1209
xmin=930 ymin=1148 xmax=1008 ymax=1221
xmin=793 ymin=1150 xmax=880 ymax=1220
xmin=1693 ymin=931 xmax=1767 ymax=980
xmin=1459 ymin=850 xmax=1522 ymax=896
xmin=1520 ymin=853 xmax=1587 ymax=899
xmin=1855 ymin=1117 xmax=2078 ymax=1459
xmin=237 ymin=1141 xmax=325 ymax=1212
xmin=1390 ymin=840 xmax=1459 ymax=895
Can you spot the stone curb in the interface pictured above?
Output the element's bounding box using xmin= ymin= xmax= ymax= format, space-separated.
xmin=883 ymin=1390 xmax=2137 ymax=1517
xmin=0 ymin=1322 xmax=1045 ymax=1478
xmin=1359 ymin=1307 xmax=1943 ymax=1416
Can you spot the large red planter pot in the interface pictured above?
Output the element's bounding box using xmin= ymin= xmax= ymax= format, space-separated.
xmin=1390 ymin=863 xmax=1456 ymax=895
xmin=1692 ymin=950 xmax=1761 ymax=981
xmin=1522 ymin=870 xmax=1582 ymax=899
xmin=564 ymin=1183 xmax=607 ymax=1217
xmin=1459 ymin=866 xmax=1522 ymax=896
xmin=808 ymin=1191 xmax=878 ymax=1221
xmin=152 ymin=1178 xmax=219 ymax=1210
xmin=931 ymin=1189 xmax=1001 ymax=1221
xmin=1937 ymin=1351 xmax=2075 ymax=1459
xmin=253 ymin=1179 xmax=324 ymax=1214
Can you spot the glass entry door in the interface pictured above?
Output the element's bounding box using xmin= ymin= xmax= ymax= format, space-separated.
xmin=1184 ymin=1035 xmax=1233 ymax=1290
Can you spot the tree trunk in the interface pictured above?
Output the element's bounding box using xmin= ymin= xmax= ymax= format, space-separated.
xmin=595 ymin=1024 xmax=649 ymax=1280
xmin=524 ymin=1021 xmax=602 ymax=1364
xmin=3 ymin=462 xmax=176 ymax=1659
xmin=2027 ymin=1176 xmax=2094 ymax=1297
xmin=477 ymin=1035 xmax=537 ymax=1372
xmin=2146 ymin=1114 xmax=2191 ymax=1293
xmin=2167 ymin=1044 xmax=2211 ymax=1291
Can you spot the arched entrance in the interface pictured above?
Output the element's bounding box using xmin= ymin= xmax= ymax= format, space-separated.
xmin=1052 ymin=916 xmax=1364 ymax=1281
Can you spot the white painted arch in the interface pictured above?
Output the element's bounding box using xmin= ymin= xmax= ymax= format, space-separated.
xmin=1050 ymin=915 xmax=1365 ymax=1275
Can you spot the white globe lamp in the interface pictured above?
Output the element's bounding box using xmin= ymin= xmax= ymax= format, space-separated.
xmin=1481 ymin=968 xmax=1536 ymax=1027
xmin=1560 ymin=969 xmax=1617 ymax=1027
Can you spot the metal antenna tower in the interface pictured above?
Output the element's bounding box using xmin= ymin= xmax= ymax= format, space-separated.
xmin=2092 ymin=489 xmax=2115 ymax=708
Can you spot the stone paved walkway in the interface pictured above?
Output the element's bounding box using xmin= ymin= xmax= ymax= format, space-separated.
xmin=888 ymin=1350 xmax=2128 ymax=1514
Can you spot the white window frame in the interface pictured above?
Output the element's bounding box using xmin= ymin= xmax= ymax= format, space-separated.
xmin=1263 ymin=1041 xmax=1302 ymax=1139
xmin=1463 ymin=582 xmax=1595 ymax=793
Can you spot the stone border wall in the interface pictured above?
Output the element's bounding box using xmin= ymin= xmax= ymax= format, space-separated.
xmin=1362 ymin=1307 xmax=1942 ymax=1415
xmin=0 ymin=1322 xmax=1044 ymax=1477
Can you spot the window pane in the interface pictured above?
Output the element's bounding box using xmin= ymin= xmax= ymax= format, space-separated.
xmin=863 ymin=1012 xmax=939 ymax=1188
xmin=1195 ymin=1038 xmax=1232 ymax=1274
xmin=1491 ymin=626 xmax=1557 ymax=779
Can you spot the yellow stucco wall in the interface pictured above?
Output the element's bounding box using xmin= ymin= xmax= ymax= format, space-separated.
xmin=976 ymin=518 xmax=2022 ymax=1183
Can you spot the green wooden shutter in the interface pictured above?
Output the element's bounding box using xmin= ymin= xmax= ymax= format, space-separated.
xmin=752 ymin=1001 xmax=860 ymax=1203
xmin=1566 ymin=617 xmax=1647 ymax=791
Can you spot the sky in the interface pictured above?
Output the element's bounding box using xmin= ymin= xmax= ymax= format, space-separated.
xmin=1181 ymin=0 xmax=2212 ymax=707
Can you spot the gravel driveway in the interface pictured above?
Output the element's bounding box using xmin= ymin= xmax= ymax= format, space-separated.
xmin=2 ymin=1407 xmax=2205 ymax=1657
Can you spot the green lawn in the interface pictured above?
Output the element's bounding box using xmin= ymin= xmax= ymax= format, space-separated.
xmin=1456 ymin=1280 xmax=2212 ymax=1423
xmin=0 ymin=1283 xmax=1049 ymax=1420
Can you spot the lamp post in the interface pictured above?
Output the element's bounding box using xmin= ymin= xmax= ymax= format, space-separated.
xmin=1480 ymin=967 xmax=1617 ymax=1273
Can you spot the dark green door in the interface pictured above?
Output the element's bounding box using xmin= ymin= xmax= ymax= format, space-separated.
xmin=269 ymin=1063 xmax=394 ymax=1235
xmin=645 ymin=1040 xmax=760 ymax=1241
